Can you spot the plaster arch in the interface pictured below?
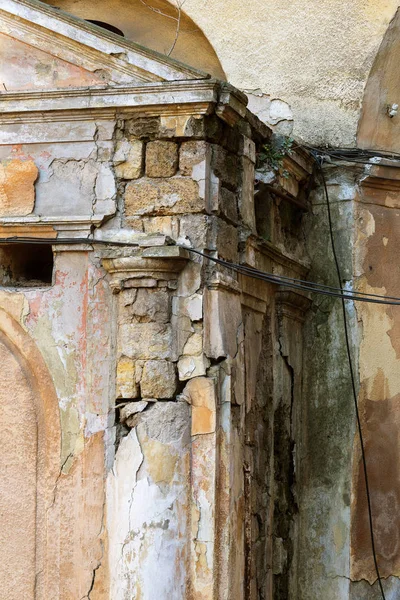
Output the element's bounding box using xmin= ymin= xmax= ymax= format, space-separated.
xmin=41 ymin=0 xmax=226 ymax=79
xmin=0 ymin=307 xmax=61 ymax=599
xmin=358 ymin=7 xmax=400 ymax=152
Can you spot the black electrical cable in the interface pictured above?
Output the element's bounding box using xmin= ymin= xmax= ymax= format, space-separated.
xmin=313 ymin=154 xmax=387 ymax=599
xmin=294 ymin=143 xmax=400 ymax=167
xmin=185 ymin=247 xmax=400 ymax=305
xmin=3 ymin=236 xmax=400 ymax=306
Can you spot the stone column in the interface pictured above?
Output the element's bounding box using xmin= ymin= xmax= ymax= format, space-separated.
xmin=103 ymin=244 xmax=193 ymax=599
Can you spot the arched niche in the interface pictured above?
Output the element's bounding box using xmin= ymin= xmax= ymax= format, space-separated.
xmin=0 ymin=308 xmax=60 ymax=599
xmin=41 ymin=0 xmax=226 ymax=79
xmin=358 ymin=7 xmax=400 ymax=151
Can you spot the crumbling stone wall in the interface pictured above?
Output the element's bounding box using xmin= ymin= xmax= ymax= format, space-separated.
xmin=102 ymin=111 xmax=260 ymax=598
xmin=92 ymin=109 xmax=313 ymax=599
xmin=0 ymin=7 xmax=315 ymax=591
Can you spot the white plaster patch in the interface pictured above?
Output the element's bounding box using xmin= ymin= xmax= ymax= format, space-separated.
xmin=269 ymin=99 xmax=293 ymax=124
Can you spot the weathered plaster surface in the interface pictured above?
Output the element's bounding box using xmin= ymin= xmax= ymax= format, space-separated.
xmin=351 ymin=182 xmax=400 ymax=590
xmin=298 ymin=166 xmax=359 ymax=599
xmin=0 ymin=31 xmax=103 ymax=90
xmin=44 ymin=0 xmax=399 ymax=145
xmin=0 ymin=5 xmax=318 ymax=598
xmin=107 ymin=402 xmax=191 ymax=599
xmin=0 ymin=334 xmax=38 ymax=599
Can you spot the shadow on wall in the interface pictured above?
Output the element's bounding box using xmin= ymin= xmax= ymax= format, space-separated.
xmin=43 ymin=0 xmax=226 ymax=79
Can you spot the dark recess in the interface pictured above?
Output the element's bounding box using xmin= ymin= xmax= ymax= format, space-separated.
xmin=85 ymin=20 xmax=125 ymax=37
xmin=0 ymin=243 xmax=54 ymax=287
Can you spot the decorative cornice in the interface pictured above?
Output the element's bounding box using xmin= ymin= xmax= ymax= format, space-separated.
xmin=0 ymin=215 xmax=103 ymax=235
xmin=0 ymin=80 xmax=219 ymax=123
xmin=244 ymin=236 xmax=310 ymax=278
xmin=360 ymin=162 xmax=400 ymax=193
xmin=102 ymin=246 xmax=190 ymax=292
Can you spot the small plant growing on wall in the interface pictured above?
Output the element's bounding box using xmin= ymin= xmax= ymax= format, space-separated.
xmin=256 ymin=134 xmax=294 ymax=183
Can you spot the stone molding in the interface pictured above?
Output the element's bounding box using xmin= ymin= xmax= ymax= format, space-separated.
xmin=102 ymin=245 xmax=190 ymax=292
xmin=0 ymin=80 xmax=218 ymax=123
xmin=275 ymin=290 xmax=312 ymax=323
xmin=0 ymin=216 xmax=104 ymax=239
xmin=360 ymin=161 xmax=400 ymax=193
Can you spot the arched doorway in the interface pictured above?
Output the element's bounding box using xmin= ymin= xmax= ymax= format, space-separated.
xmin=0 ymin=309 xmax=60 ymax=599
xmin=0 ymin=332 xmax=39 ymax=598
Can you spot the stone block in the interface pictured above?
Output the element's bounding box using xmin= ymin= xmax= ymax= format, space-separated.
xmin=169 ymin=312 xmax=192 ymax=360
xmin=182 ymin=377 xmax=216 ymax=435
xmin=182 ymin=332 xmax=203 ymax=356
xmin=142 ymin=216 xmax=179 ymax=239
xmin=125 ymin=177 xmax=203 ymax=216
xmin=211 ymin=146 xmax=241 ymax=190
xmin=116 ymin=356 xmax=139 ymax=398
xmin=124 ymin=116 xmax=160 ymax=139
xmin=125 ymin=216 xmax=144 ymax=231
xmin=177 ymin=260 xmax=202 ymax=298
xmin=160 ymin=114 xmax=197 ymax=137
xmin=130 ymin=288 xmax=170 ymax=323
xmin=178 ymin=214 xmax=209 ymax=248
xmin=95 ymin=162 xmax=116 ymax=201
xmin=178 ymin=354 xmax=210 ymax=381
xmin=209 ymin=174 xmax=238 ymax=223
xmin=204 ymin=289 xmax=242 ymax=359
xmin=179 ymin=141 xmax=208 ymax=176
xmin=209 ymin=216 xmax=239 ymax=262
xmin=174 ymin=293 xmax=202 ymax=321
xmin=0 ymin=159 xmax=38 ymax=216
xmin=239 ymin=156 xmax=256 ymax=231
xmin=140 ymin=360 xmax=177 ymax=398
xmin=119 ymin=323 xmax=172 ymax=360
xmin=220 ymin=186 xmax=238 ymax=223
xmin=146 ymin=141 xmax=178 ymax=178
xmin=120 ymin=401 xmax=148 ymax=426
xmin=114 ymin=139 xmax=143 ymax=179
xmin=242 ymin=137 xmax=256 ymax=163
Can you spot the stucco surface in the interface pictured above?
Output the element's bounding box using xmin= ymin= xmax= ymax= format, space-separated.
xmin=42 ymin=0 xmax=399 ymax=145
xmin=181 ymin=0 xmax=399 ymax=145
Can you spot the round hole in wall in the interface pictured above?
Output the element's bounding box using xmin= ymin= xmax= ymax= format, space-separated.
xmin=85 ymin=20 xmax=125 ymax=37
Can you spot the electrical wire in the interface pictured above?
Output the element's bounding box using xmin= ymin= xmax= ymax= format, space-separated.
xmin=312 ymin=153 xmax=387 ymax=599
xmin=0 ymin=216 xmax=392 ymax=597
xmin=3 ymin=236 xmax=400 ymax=306
xmin=297 ymin=144 xmax=400 ymax=167
xmin=185 ymin=247 xmax=400 ymax=305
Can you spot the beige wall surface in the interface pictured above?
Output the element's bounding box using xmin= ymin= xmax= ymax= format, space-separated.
xmin=43 ymin=0 xmax=399 ymax=146
xmin=172 ymin=0 xmax=400 ymax=145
